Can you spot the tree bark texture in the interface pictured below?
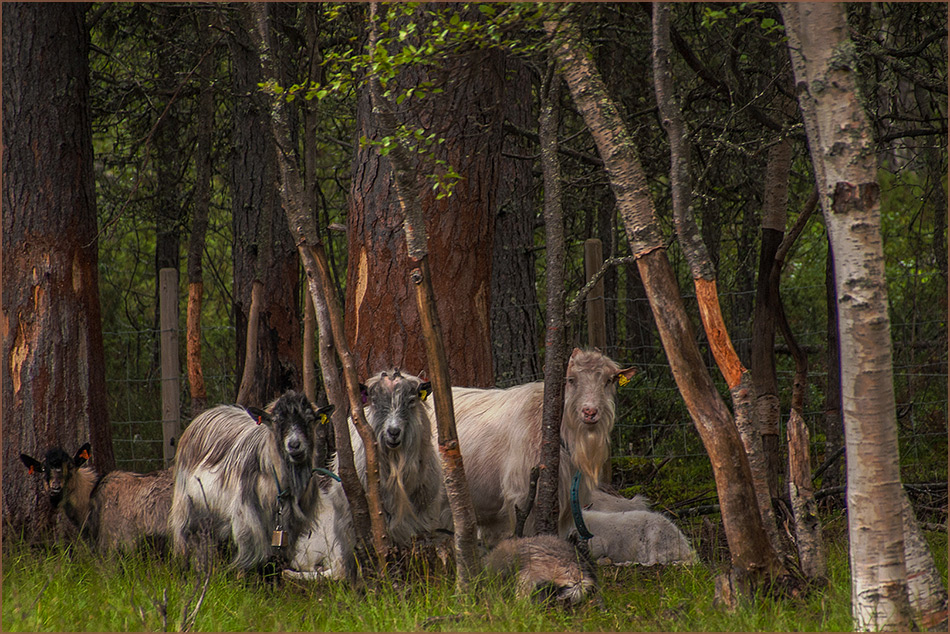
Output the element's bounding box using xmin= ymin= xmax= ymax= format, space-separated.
xmin=752 ymin=138 xmax=793 ymax=502
xmin=2 ymin=2 xmax=113 ymax=539
xmin=652 ymin=2 xmax=787 ymax=566
xmin=186 ymin=20 xmax=215 ymax=417
xmin=246 ymin=2 xmax=386 ymax=561
xmin=534 ymin=68 xmax=567 ymax=536
xmin=229 ymin=7 xmax=301 ymax=410
xmin=365 ymin=4 xmax=481 ymax=584
xmin=492 ymin=57 xmax=540 ymax=386
xmin=345 ymin=6 xmax=504 ymax=387
xmin=547 ymin=11 xmax=782 ymax=582
xmin=822 ymin=239 xmax=845 ymax=489
xmin=781 ymin=2 xmax=927 ymax=629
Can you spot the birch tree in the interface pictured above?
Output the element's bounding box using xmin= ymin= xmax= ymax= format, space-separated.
xmin=781 ymin=3 xmax=947 ymax=629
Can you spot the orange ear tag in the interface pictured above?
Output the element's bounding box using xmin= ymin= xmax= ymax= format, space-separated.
xmin=28 ymin=466 xmax=35 ymax=475
xmin=257 ymin=416 xmax=263 ymax=425
xmin=79 ymin=450 xmax=91 ymax=460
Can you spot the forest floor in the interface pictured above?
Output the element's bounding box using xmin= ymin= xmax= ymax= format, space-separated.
xmin=2 ymin=515 xmax=946 ymax=632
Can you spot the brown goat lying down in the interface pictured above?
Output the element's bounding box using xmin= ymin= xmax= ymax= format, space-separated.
xmin=21 ymin=443 xmax=173 ymax=553
xmin=427 ymin=348 xmax=637 ymax=543
xmin=485 ymin=535 xmax=598 ymax=606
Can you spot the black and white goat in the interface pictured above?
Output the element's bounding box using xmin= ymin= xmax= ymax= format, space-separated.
xmin=20 ymin=443 xmax=173 ymax=553
xmin=289 ymin=369 xmax=450 ymax=579
xmin=169 ymin=391 xmax=333 ymax=571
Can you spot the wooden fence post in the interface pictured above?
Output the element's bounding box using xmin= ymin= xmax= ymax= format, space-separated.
xmin=159 ymin=267 xmax=181 ymax=468
xmin=584 ymin=238 xmax=606 ymax=350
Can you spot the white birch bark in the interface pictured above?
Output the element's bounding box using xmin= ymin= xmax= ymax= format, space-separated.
xmin=781 ymin=3 xmax=946 ymax=629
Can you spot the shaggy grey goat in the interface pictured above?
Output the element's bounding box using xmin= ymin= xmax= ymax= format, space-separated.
xmin=575 ymin=509 xmax=697 ymax=566
xmin=289 ymin=369 xmax=450 ymax=580
xmin=169 ymin=391 xmax=333 ymax=571
xmin=20 ymin=443 xmax=173 ymax=553
xmin=485 ymin=535 xmax=598 ymax=606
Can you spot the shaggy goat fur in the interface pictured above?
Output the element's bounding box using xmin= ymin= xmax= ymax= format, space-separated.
xmin=485 ymin=535 xmax=598 ymax=606
xmin=429 ymin=348 xmax=636 ymax=544
xmin=169 ymin=391 xmax=332 ymax=570
xmin=577 ymin=509 xmax=697 ymax=566
xmin=21 ymin=444 xmax=173 ymax=553
xmin=290 ymin=369 xmax=450 ymax=579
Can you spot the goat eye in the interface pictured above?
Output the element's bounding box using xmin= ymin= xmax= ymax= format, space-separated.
xmin=567 ymin=377 xmax=575 ymax=385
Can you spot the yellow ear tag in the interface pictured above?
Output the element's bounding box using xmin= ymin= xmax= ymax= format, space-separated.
xmin=320 ymin=413 xmax=328 ymax=425
xmin=617 ymin=374 xmax=630 ymax=387
xmin=419 ymin=389 xmax=429 ymax=402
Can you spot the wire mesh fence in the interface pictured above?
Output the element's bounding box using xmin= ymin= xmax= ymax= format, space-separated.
xmin=105 ymin=292 xmax=947 ymax=495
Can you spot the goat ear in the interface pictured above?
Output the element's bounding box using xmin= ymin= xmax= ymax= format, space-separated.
xmin=359 ymin=383 xmax=368 ymax=405
xmin=245 ymin=406 xmax=271 ymax=425
xmin=316 ymin=404 xmax=335 ymax=424
xmin=418 ymin=382 xmax=432 ymax=402
xmin=74 ymin=443 xmax=91 ymax=466
xmin=20 ymin=454 xmax=44 ymax=475
xmin=614 ymin=366 xmax=638 ymax=387
xmin=570 ymin=347 xmax=582 ymax=359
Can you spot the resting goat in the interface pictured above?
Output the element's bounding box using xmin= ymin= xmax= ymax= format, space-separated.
xmin=20 ymin=443 xmax=173 ymax=553
xmin=289 ymin=369 xmax=450 ymax=580
xmin=576 ymin=509 xmax=697 ymax=566
xmin=428 ymin=348 xmax=636 ymax=544
xmin=485 ymin=535 xmax=598 ymax=606
xmin=169 ymin=391 xmax=333 ymax=571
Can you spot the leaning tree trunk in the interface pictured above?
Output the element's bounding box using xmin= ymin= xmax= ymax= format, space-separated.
xmin=2 ymin=2 xmax=113 ymax=539
xmin=245 ymin=2 xmax=387 ymax=564
xmin=547 ymin=10 xmax=784 ymax=588
xmin=651 ymin=1 xmax=787 ymax=563
xmin=365 ymin=4 xmax=481 ymax=587
xmin=782 ymin=3 xmax=946 ymax=629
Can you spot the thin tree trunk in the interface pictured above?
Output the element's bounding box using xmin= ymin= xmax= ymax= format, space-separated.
xmin=245 ymin=2 xmax=387 ymax=563
xmin=547 ymin=9 xmax=783 ymax=586
xmin=822 ymin=239 xmax=845 ymax=490
xmin=235 ymin=280 xmax=262 ymax=407
xmin=365 ymin=3 xmax=480 ymax=586
xmin=534 ymin=66 xmax=567 ymax=536
xmin=187 ymin=19 xmax=214 ymax=416
xmin=651 ymin=1 xmax=787 ymax=570
xmin=752 ymin=138 xmax=793 ymax=503
xmin=781 ymin=3 xmax=943 ymax=628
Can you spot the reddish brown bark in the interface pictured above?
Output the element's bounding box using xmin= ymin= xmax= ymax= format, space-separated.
xmin=246 ymin=2 xmax=387 ymax=562
xmin=548 ymin=10 xmax=783 ymax=583
xmin=345 ymin=6 xmax=504 ymax=387
xmin=2 ymin=3 xmax=113 ymax=539
xmin=365 ymin=4 xmax=481 ymax=584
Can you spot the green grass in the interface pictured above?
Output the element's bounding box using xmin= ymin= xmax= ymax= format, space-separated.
xmin=3 ymin=528 xmax=946 ymax=632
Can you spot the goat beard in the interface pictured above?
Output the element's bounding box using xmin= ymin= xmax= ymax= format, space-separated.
xmin=562 ymin=423 xmax=609 ymax=489
xmin=379 ymin=442 xmax=414 ymax=529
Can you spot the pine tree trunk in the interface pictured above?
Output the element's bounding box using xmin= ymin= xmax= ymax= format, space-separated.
xmin=2 ymin=2 xmax=113 ymax=538
xmin=245 ymin=2 xmax=387 ymax=562
xmin=229 ymin=6 xmax=301 ymax=410
xmin=365 ymin=4 xmax=481 ymax=585
xmin=345 ymin=4 xmax=502 ymax=388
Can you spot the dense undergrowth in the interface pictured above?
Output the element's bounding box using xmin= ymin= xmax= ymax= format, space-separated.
xmin=3 ymin=520 xmax=946 ymax=632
